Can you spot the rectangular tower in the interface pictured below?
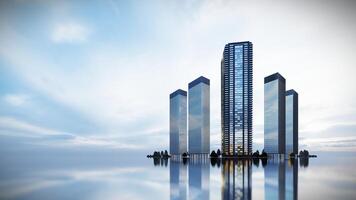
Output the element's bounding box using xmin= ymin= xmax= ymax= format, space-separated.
xmin=221 ymin=41 xmax=253 ymax=155
xmin=264 ymin=73 xmax=286 ymax=155
xmin=285 ymin=89 xmax=298 ymax=155
xmin=188 ymin=76 xmax=210 ymax=155
xmin=170 ymin=89 xmax=187 ymax=155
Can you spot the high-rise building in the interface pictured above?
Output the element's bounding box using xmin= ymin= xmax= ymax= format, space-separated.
xmin=264 ymin=73 xmax=286 ymax=155
xmin=221 ymin=41 xmax=253 ymax=155
xmin=170 ymin=89 xmax=187 ymax=155
xmin=188 ymin=76 xmax=210 ymax=155
xmin=285 ymin=90 xmax=298 ymax=155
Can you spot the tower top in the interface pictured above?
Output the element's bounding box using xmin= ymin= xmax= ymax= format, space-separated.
xmin=188 ymin=76 xmax=210 ymax=89
xmin=264 ymin=72 xmax=285 ymax=84
xmin=170 ymin=89 xmax=187 ymax=99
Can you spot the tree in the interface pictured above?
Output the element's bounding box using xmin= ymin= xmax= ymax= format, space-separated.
xmin=217 ymin=149 xmax=221 ymax=157
xmin=164 ymin=150 xmax=169 ymax=157
xmin=261 ymin=150 xmax=267 ymax=158
xmin=210 ymin=150 xmax=217 ymax=158
xmin=253 ymin=150 xmax=260 ymax=157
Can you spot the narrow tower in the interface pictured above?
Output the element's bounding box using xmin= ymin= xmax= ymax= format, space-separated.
xmin=170 ymin=89 xmax=187 ymax=156
xmin=264 ymin=73 xmax=286 ymax=155
xmin=188 ymin=76 xmax=210 ymax=156
xmin=221 ymin=41 xmax=253 ymax=155
xmin=285 ymin=89 xmax=298 ymax=155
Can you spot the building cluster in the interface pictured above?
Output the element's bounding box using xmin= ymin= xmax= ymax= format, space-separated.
xmin=170 ymin=76 xmax=210 ymax=158
xmin=169 ymin=41 xmax=299 ymax=157
xmin=264 ymin=73 xmax=299 ymax=156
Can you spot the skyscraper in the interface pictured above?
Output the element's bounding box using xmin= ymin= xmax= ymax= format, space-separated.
xmin=285 ymin=89 xmax=298 ymax=155
xmin=221 ymin=41 xmax=253 ymax=155
xmin=264 ymin=73 xmax=286 ymax=155
xmin=170 ymin=89 xmax=187 ymax=155
xmin=188 ymin=76 xmax=210 ymax=155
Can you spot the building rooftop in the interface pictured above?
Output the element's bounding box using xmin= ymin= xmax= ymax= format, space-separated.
xmin=188 ymin=76 xmax=210 ymax=89
xmin=286 ymin=89 xmax=298 ymax=96
xmin=225 ymin=41 xmax=252 ymax=46
xmin=264 ymin=72 xmax=286 ymax=84
xmin=169 ymin=89 xmax=187 ymax=99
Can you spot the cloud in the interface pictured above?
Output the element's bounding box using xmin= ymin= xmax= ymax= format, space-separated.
xmin=0 ymin=0 xmax=356 ymax=152
xmin=0 ymin=116 xmax=143 ymax=150
xmin=51 ymin=22 xmax=90 ymax=43
xmin=3 ymin=94 xmax=29 ymax=106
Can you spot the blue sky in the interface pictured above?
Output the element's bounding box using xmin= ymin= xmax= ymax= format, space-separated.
xmin=1 ymin=0 xmax=356 ymax=154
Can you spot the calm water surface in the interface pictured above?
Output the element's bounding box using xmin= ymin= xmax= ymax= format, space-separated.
xmin=0 ymin=152 xmax=355 ymax=200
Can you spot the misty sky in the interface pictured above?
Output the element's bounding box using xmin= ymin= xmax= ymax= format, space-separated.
xmin=1 ymin=0 xmax=356 ymax=154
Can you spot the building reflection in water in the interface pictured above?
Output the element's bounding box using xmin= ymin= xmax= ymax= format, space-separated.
xmin=189 ymin=156 xmax=210 ymax=200
xmin=264 ymin=158 xmax=298 ymax=200
xmin=265 ymin=158 xmax=285 ymax=200
xmin=167 ymin=156 xmax=303 ymax=200
xmin=170 ymin=159 xmax=188 ymax=200
xmin=285 ymin=159 xmax=298 ymax=200
xmin=222 ymin=159 xmax=252 ymax=200
xmin=169 ymin=157 xmax=210 ymax=200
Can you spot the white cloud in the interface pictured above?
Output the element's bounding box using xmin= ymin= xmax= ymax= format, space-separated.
xmin=3 ymin=94 xmax=29 ymax=106
xmin=51 ymin=23 xmax=90 ymax=43
xmin=0 ymin=116 xmax=143 ymax=150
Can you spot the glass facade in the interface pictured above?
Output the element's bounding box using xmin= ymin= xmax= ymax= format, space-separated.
xmin=170 ymin=90 xmax=187 ymax=155
xmin=188 ymin=77 xmax=210 ymax=154
xmin=264 ymin=73 xmax=285 ymax=154
xmin=221 ymin=41 xmax=253 ymax=155
xmin=286 ymin=90 xmax=298 ymax=155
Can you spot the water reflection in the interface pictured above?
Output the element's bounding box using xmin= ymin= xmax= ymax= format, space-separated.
xmin=163 ymin=157 xmax=304 ymax=200
xmin=264 ymin=158 xmax=286 ymax=200
xmin=188 ymin=158 xmax=210 ymax=200
xmin=222 ymin=159 xmax=252 ymax=200
xmin=170 ymin=159 xmax=188 ymax=200
xmin=286 ymin=159 xmax=298 ymax=200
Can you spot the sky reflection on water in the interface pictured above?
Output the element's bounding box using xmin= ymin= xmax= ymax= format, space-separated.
xmin=0 ymin=152 xmax=355 ymax=200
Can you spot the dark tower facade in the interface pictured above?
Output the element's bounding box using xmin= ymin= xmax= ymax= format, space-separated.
xmin=285 ymin=89 xmax=298 ymax=155
xmin=221 ymin=41 xmax=253 ymax=155
xmin=264 ymin=73 xmax=286 ymax=155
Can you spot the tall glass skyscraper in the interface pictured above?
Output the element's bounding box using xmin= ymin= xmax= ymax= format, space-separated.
xmin=221 ymin=41 xmax=253 ymax=155
xmin=188 ymin=76 xmax=210 ymax=155
xmin=286 ymin=89 xmax=298 ymax=155
xmin=170 ymin=89 xmax=187 ymax=155
xmin=264 ymin=73 xmax=286 ymax=155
